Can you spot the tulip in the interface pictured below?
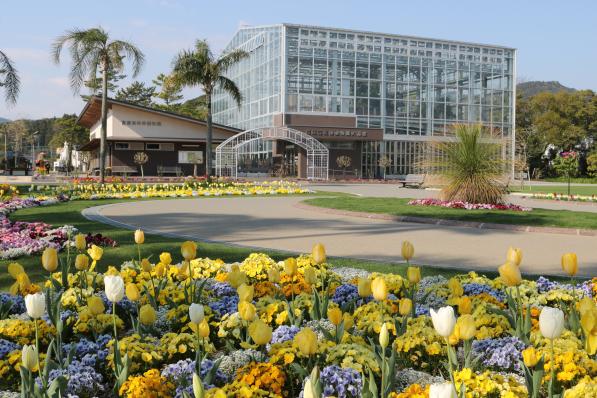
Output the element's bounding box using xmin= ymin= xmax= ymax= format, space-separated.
xmin=125 ymin=283 xmax=140 ymax=302
xmin=578 ymin=296 xmax=595 ymax=316
xmin=189 ymin=303 xmax=205 ymax=324
xmin=539 ymin=306 xmax=565 ymax=340
xmin=104 ymin=275 xmax=125 ymax=303
xmin=580 ymin=307 xmax=596 ymax=335
xmin=227 ymin=270 xmax=247 ymax=289
xmin=181 ymin=241 xmax=197 ymax=261
xmin=430 ymin=306 xmax=456 ymax=337
xmin=304 ymin=267 xmax=318 ymax=286
xmin=41 ymin=247 xmax=58 ymax=272
xmin=238 ymin=301 xmax=256 ymax=321
xmin=248 ymin=319 xmax=273 ymax=345
xmin=448 ymin=278 xmax=463 ymax=297
xmin=74 ymin=233 xmax=87 ymax=251
xmin=139 ymin=304 xmax=157 ymax=325
xmin=87 ymin=244 xmax=103 ymax=261
xmin=154 ymin=262 xmax=166 ymax=278
xmin=312 ymin=243 xmax=326 ymax=265
xmin=561 ymin=253 xmax=578 ymax=276
xmin=21 ymin=345 xmax=38 ymax=371
xmin=159 ymin=252 xmax=172 ymax=266
xmin=522 ymin=346 xmax=539 ymax=368
xmin=357 ymin=278 xmax=372 ymax=297
xmin=458 ymin=296 xmax=472 ymax=315
xmin=303 ymin=377 xmax=316 ymax=398
xmin=371 ymin=277 xmax=388 ymax=301
xmin=88 ymin=296 xmax=105 ymax=316
xmin=294 ymin=328 xmax=318 ymax=356
xmin=401 ymin=240 xmax=415 ymax=261
xmin=192 ymin=373 xmax=205 ymax=398
xmin=429 ymin=382 xmax=456 ymax=398
xmin=343 ymin=313 xmax=354 ymax=330
xmin=140 ymin=258 xmax=152 ymax=272
xmin=379 ymin=322 xmax=389 ymax=349
xmin=25 ymin=292 xmax=46 ymax=319
xmin=237 ymin=284 xmax=254 ymax=303
xmin=198 ymin=319 xmax=210 ymax=338
xmin=74 ymin=254 xmax=90 ymax=271
xmin=134 ymin=229 xmax=144 ymax=244
xmin=8 ymin=262 xmax=24 ymax=278
xmin=267 ymin=267 xmax=281 ymax=283
xmin=506 ymin=247 xmax=523 ymax=266
xmin=498 ymin=261 xmax=522 ymax=286
xmin=399 ymin=298 xmax=413 ymax=316
xmin=327 ymin=307 xmax=343 ymax=326
xmin=456 ymin=314 xmax=476 ymax=340
xmin=407 ymin=266 xmax=421 ymax=284
xmin=284 ymin=258 xmax=298 ymax=277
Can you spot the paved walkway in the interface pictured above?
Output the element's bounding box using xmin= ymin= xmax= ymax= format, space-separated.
xmin=84 ymin=192 xmax=597 ymax=277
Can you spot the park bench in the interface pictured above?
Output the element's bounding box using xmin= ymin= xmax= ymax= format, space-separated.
xmin=157 ymin=165 xmax=182 ymax=177
xmin=397 ymin=174 xmax=425 ymax=188
xmin=110 ymin=166 xmax=138 ymax=177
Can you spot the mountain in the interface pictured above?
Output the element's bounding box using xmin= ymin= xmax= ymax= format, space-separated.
xmin=0 ymin=117 xmax=10 ymax=124
xmin=517 ymin=81 xmax=576 ymax=98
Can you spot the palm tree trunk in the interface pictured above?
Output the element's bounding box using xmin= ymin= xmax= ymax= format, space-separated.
xmin=206 ymin=94 xmax=213 ymax=179
xmin=99 ymin=61 xmax=109 ymax=184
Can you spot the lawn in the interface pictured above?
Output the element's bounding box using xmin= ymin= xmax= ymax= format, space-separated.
xmin=1 ymin=195 xmax=468 ymax=291
xmin=304 ymin=196 xmax=597 ymax=230
xmin=510 ymin=184 xmax=597 ymax=196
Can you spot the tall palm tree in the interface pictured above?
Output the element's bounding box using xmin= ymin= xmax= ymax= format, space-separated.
xmin=0 ymin=50 xmax=20 ymax=105
xmin=52 ymin=27 xmax=144 ymax=183
xmin=171 ymin=40 xmax=248 ymax=178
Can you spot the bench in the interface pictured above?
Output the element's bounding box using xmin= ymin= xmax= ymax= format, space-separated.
xmin=157 ymin=165 xmax=182 ymax=177
xmin=397 ymin=174 xmax=425 ymax=188
xmin=109 ymin=166 xmax=138 ymax=177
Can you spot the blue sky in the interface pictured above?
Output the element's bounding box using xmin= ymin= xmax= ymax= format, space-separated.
xmin=1 ymin=0 xmax=596 ymax=120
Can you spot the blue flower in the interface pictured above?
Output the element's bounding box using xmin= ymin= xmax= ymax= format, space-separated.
xmin=472 ymin=337 xmax=527 ymax=372
xmin=209 ymin=295 xmax=239 ymax=318
xmin=320 ymin=365 xmax=362 ymax=398
xmin=463 ymin=283 xmax=506 ymax=302
xmin=0 ymin=338 xmax=20 ymax=359
xmin=162 ymin=358 xmax=228 ymax=398
xmin=0 ymin=293 xmax=25 ymax=315
xmin=536 ymin=276 xmax=592 ymax=297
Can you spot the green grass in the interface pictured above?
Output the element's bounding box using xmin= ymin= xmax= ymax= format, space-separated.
xmin=544 ymin=177 xmax=597 ymax=184
xmin=1 ymin=195 xmax=467 ymax=291
xmin=304 ymin=196 xmax=597 ymax=230
xmin=510 ymin=184 xmax=597 ymax=196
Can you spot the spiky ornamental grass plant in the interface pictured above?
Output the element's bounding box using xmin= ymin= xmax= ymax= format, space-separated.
xmin=425 ymin=124 xmax=507 ymax=205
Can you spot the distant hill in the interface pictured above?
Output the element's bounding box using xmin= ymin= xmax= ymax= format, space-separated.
xmin=517 ymin=81 xmax=576 ymax=98
xmin=0 ymin=117 xmax=10 ymax=124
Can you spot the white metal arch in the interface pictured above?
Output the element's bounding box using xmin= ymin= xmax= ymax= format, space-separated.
xmin=215 ymin=126 xmax=329 ymax=180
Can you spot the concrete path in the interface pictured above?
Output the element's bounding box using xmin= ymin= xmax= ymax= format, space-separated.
xmin=85 ymin=194 xmax=597 ymax=277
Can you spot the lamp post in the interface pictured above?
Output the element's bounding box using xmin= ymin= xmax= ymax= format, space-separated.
xmin=31 ymin=131 xmax=39 ymax=174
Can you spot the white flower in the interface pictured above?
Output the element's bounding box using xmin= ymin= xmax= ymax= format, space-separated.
xmin=104 ymin=275 xmax=125 ymax=303
xmin=539 ymin=306 xmax=565 ymax=339
xmin=429 ymin=306 xmax=456 ymax=337
xmin=189 ymin=303 xmax=205 ymax=324
xmin=21 ymin=344 xmax=38 ymax=371
xmin=303 ymin=377 xmax=315 ymax=398
xmin=25 ymin=292 xmax=46 ymax=319
xmin=429 ymin=382 xmax=456 ymax=398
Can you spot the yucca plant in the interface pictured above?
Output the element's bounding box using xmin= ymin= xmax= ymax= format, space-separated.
xmin=424 ymin=124 xmax=507 ymax=204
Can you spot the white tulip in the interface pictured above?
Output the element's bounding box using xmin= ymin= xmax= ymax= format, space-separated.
xmin=429 ymin=382 xmax=456 ymax=398
xmin=539 ymin=306 xmax=565 ymax=339
xmin=303 ymin=377 xmax=315 ymax=398
xmin=104 ymin=275 xmax=125 ymax=303
xmin=21 ymin=344 xmax=38 ymax=371
xmin=189 ymin=303 xmax=205 ymax=324
xmin=25 ymin=292 xmax=46 ymax=319
xmin=430 ymin=306 xmax=456 ymax=337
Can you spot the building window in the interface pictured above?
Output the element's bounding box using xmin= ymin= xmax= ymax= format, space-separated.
xmin=115 ymin=142 xmax=130 ymax=150
xmin=146 ymin=143 xmax=175 ymax=151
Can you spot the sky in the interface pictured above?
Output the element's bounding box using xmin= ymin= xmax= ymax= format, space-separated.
xmin=1 ymin=0 xmax=596 ymax=120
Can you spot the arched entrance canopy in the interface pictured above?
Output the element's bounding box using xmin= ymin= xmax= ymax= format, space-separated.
xmin=215 ymin=126 xmax=329 ymax=180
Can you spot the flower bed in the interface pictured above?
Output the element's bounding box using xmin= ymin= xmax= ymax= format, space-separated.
xmin=520 ymin=192 xmax=597 ymax=203
xmin=408 ymin=198 xmax=532 ymax=211
xmin=1 ymin=240 xmax=596 ymax=397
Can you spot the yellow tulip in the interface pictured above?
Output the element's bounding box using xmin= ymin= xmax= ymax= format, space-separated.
xmin=238 ymin=301 xmax=256 ymax=321
xmin=379 ymin=323 xmax=389 ymax=349
xmin=237 ymin=284 xmax=254 ymax=302
xmin=227 ymin=270 xmax=247 ymax=289
xmin=343 ymin=313 xmax=354 ymax=330
xmin=448 ymin=278 xmax=463 ymax=297
xmin=294 ymin=328 xmax=318 ymax=356
xmin=198 ymin=319 xmax=210 ymax=338
xmin=448 ymin=326 xmax=460 ymax=346
xmin=312 ymin=243 xmax=327 ymax=265
xmin=134 ymin=229 xmax=145 ymax=244
xmin=522 ymin=346 xmax=539 ymax=368
xmin=456 ymin=314 xmax=476 ymax=340
xmin=248 ymin=319 xmax=273 ymax=345
xmin=267 ymin=267 xmax=281 ymax=283
xmin=578 ymin=296 xmax=595 ymax=316
xmin=74 ymin=233 xmax=87 ymax=251
xmin=154 ymin=262 xmax=166 ymax=278
xmin=371 ymin=277 xmax=388 ymax=301
xmin=181 ymin=241 xmax=197 ymax=261
xmin=506 ymin=247 xmax=523 ymax=266
xmin=74 ymin=254 xmax=90 ymax=271
xmin=401 ymin=241 xmax=415 ymax=261
xmin=125 ymin=283 xmax=140 ymax=302
xmin=327 ymin=307 xmax=343 ymax=326
xmin=159 ymin=252 xmax=172 ymax=266
xmin=399 ymin=298 xmax=413 ymax=316
xmin=580 ymin=307 xmax=596 ymax=335
xmin=41 ymin=247 xmax=58 ymax=272
xmin=561 ymin=253 xmax=578 ymax=276
xmin=358 ymin=278 xmax=372 ymax=297
xmin=284 ymin=258 xmax=298 ymax=277
xmin=8 ymin=262 xmax=24 ymax=278
xmin=304 ymin=267 xmax=318 ymax=286
xmin=87 ymin=245 xmax=103 ymax=261
xmin=407 ymin=266 xmax=421 ymax=284
xmin=458 ymin=296 xmax=473 ymax=315
xmin=498 ymin=261 xmax=521 ymax=286
xmin=139 ymin=304 xmax=157 ymax=325
xmin=140 ymin=258 xmax=152 ymax=272
xmin=88 ymin=296 xmax=105 ymax=316
xmin=177 ymin=262 xmax=189 ymax=281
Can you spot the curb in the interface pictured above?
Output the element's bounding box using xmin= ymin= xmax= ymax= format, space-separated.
xmin=294 ymin=202 xmax=597 ymax=237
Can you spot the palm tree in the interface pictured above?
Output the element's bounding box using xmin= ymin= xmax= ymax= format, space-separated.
xmin=52 ymin=27 xmax=144 ymax=183
xmin=424 ymin=124 xmax=507 ymax=204
xmin=0 ymin=50 xmax=20 ymax=105
xmin=171 ymin=40 xmax=248 ymax=178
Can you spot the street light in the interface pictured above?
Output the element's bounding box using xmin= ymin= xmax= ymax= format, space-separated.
xmin=31 ymin=130 xmax=39 ymax=174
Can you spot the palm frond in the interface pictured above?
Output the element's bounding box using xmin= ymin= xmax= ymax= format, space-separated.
xmin=216 ymin=76 xmax=242 ymax=106
xmin=109 ymin=40 xmax=145 ymax=77
xmin=0 ymin=50 xmax=20 ymax=105
xmin=217 ymin=48 xmax=249 ymax=72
